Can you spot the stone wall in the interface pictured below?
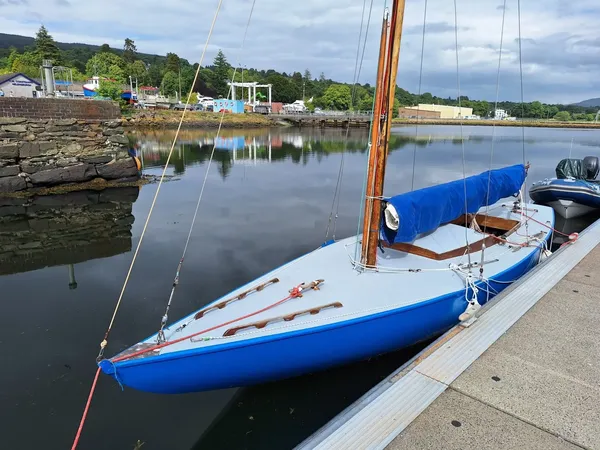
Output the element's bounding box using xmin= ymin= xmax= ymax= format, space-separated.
xmin=0 ymin=117 xmax=139 ymax=192
xmin=0 ymin=187 xmax=137 ymax=276
xmin=0 ymin=98 xmax=120 ymax=120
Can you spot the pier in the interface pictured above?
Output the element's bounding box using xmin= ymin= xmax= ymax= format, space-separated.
xmin=277 ymin=112 xmax=372 ymax=128
xmin=298 ymin=218 xmax=600 ymax=449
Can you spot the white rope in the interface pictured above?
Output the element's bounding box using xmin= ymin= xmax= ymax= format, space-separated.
xmin=157 ymin=0 xmax=258 ymax=341
xmin=96 ymin=0 xmax=224 ymax=359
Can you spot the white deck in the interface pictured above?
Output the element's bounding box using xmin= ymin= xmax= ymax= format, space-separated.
xmin=144 ymin=202 xmax=553 ymax=356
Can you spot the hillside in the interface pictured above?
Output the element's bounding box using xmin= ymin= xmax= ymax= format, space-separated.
xmin=0 ymin=33 xmax=166 ymax=68
xmin=573 ymin=98 xmax=600 ymax=108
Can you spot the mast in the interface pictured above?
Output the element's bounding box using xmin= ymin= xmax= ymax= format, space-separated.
xmin=361 ymin=0 xmax=406 ymax=268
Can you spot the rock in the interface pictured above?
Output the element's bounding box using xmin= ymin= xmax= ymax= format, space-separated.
xmin=0 ymin=176 xmax=27 ymax=192
xmin=0 ymin=144 xmax=19 ymax=158
xmin=106 ymin=120 xmax=123 ymax=128
xmin=19 ymin=142 xmax=40 ymax=158
xmin=96 ymin=158 xmax=139 ymax=180
xmin=29 ymin=164 xmax=97 ymax=186
xmin=23 ymin=134 xmax=36 ymax=141
xmin=0 ymin=132 xmax=20 ymax=138
xmin=107 ymin=134 xmax=129 ymax=145
xmin=1 ymin=125 xmax=27 ymax=133
xmin=0 ymin=205 xmax=26 ymax=217
xmin=102 ymin=127 xmax=125 ymax=136
xmin=0 ymin=118 xmax=27 ymax=125
xmin=0 ymin=166 xmax=20 ymax=177
xmin=19 ymin=241 xmax=42 ymax=249
xmin=61 ymin=142 xmax=84 ymax=155
xmin=53 ymin=119 xmax=77 ymax=126
xmin=56 ymin=157 xmax=78 ymax=167
xmin=81 ymin=155 xmax=113 ymax=164
xmin=39 ymin=142 xmax=58 ymax=156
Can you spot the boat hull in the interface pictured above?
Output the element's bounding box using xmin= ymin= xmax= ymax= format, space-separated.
xmin=530 ymin=179 xmax=600 ymax=219
xmin=99 ymin=235 xmax=547 ymax=394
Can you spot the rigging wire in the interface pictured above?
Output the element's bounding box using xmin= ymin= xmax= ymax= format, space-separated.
xmin=482 ymin=0 xmax=507 ymax=264
xmin=157 ymin=0 xmax=258 ymax=342
xmin=517 ymin=0 xmax=529 ymax=237
xmin=453 ymin=0 xmax=472 ymax=270
xmin=410 ymin=0 xmax=428 ymax=191
xmin=325 ymin=0 xmax=374 ymax=242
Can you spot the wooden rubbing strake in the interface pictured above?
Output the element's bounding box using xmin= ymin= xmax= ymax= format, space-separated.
xmin=194 ymin=278 xmax=280 ymax=319
xmin=223 ymin=302 xmax=343 ymax=337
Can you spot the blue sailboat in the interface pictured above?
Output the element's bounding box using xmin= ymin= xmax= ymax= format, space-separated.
xmin=98 ymin=1 xmax=554 ymax=394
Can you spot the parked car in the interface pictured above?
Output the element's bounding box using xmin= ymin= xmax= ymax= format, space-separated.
xmin=171 ymin=103 xmax=193 ymax=110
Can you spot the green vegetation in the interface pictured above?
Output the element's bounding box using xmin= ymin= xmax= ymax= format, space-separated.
xmin=0 ymin=28 xmax=598 ymax=122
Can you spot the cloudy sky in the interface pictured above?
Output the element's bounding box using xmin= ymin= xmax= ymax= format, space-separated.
xmin=1 ymin=0 xmax=599 ymax=104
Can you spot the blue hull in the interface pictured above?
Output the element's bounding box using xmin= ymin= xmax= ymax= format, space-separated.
xmin=530 ymin=179 xmax=600 ymax=209
xmin=100 ymin=239 xmax=547 ymax=394
xmin=83 ymin=87 xmax=97 ymax=97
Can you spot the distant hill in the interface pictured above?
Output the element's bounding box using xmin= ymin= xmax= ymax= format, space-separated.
xmin=0 ymin=33 xmax=166 ymax=65
xmin=573 ymin=98 xmax=600 ymax=108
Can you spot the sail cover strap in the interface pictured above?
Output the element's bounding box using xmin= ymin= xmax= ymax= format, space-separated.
xmin=381 ymin=164 xmax=526 ymax=244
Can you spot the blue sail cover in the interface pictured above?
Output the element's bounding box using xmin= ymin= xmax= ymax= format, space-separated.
xmin=382 ymin=164 xmax=526 ymax=244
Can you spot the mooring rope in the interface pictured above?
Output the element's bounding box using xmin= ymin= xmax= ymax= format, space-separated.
xmin=70 ymin=1 xmax=225 ymax=448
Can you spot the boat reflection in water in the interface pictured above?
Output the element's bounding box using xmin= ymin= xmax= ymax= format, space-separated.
xmin=0 ymin=188 xmax=139 ymax=280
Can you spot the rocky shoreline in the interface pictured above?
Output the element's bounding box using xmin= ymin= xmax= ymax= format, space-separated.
xmin=124 ymin=110 xmax=282 ymax=129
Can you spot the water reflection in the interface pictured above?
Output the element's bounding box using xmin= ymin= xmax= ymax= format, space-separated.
xmin=2 ymin=125 xmax=599 ymax=450
xmin=0 ymin=188 xmax=138 ymax=278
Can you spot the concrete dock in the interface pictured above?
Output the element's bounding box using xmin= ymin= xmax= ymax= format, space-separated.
xmin=298 ymin=219 xmax=600 ymax=450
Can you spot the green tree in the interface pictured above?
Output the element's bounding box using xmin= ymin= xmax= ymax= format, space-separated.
xmin=107 ymin=64 xmax=126 ymax=83
xmin=266 ymin=74 xmax=299 ymax=103
xmin=100 ymin=43 xmax=111 ymax=53
xmin=96 ymin=79 xmax=122 ymax=101
xmin=529 ymin=101 xmax=544 ymax=118
xmin=554 ymin=111 xmax=571 ymax=121
xmin=35 ymin=26 xmax=61 ymax=63
xmin=123 ymin=38 xmax=137 ymax=64
xmin=10 ymin=51 xmax=42 ymax=78
xmin=319 ymin=84 xmax=352 ymax=110
xmin=472 ymin=100 xmax=490 ymax=117
xmin=128 ymin=60 xmax=148 ymax=84
xmin=165 ymin=52 xmax=181 ymax=74
xmin=161 ymin=71 xmax=179 ymax=96
xmin=212 ymin=50 xmax=231 ymax=97
xmin=86 ymin=52 xmax=126 ymax=77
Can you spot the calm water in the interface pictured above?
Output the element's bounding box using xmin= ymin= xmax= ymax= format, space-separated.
xmin=1 ymin=125 xmax=599 ymax=450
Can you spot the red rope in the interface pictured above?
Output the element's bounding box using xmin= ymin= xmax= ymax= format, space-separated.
xmin=71 ymin=367 xmax=101 ymax=450
xmin=112 ymin=284 xmax=305 ymax=363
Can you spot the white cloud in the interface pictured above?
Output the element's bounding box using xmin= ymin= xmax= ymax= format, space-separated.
xmin=1 ymin=0 xmax=599 ymax=104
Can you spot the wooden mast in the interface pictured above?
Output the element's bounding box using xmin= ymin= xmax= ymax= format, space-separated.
xmin=361 ymin=0 xmax=406 ymax=268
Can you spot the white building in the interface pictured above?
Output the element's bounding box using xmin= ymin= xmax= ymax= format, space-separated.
xmin=0 ymin=73 xmax=41 ymax=98
xmin=494 ymin=109 xmax=509 ymax=120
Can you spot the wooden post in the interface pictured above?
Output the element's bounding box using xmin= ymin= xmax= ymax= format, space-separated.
xmin=361 ymin=0 xmax=406 ymax=268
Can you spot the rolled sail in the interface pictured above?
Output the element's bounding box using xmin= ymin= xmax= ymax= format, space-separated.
xmin=381 ymin=164 xmax=526 ymax=244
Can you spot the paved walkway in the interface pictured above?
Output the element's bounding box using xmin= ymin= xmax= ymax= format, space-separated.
xmin=388 ymin=244 xmax=600 ymax=450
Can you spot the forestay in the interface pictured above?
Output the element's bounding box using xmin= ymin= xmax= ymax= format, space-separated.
xmin=382 ymin=164 xmax=526 ymax=244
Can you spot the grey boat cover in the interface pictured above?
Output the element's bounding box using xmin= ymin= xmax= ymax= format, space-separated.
xmin=556 ymin=158 xmax=586 ymax=180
